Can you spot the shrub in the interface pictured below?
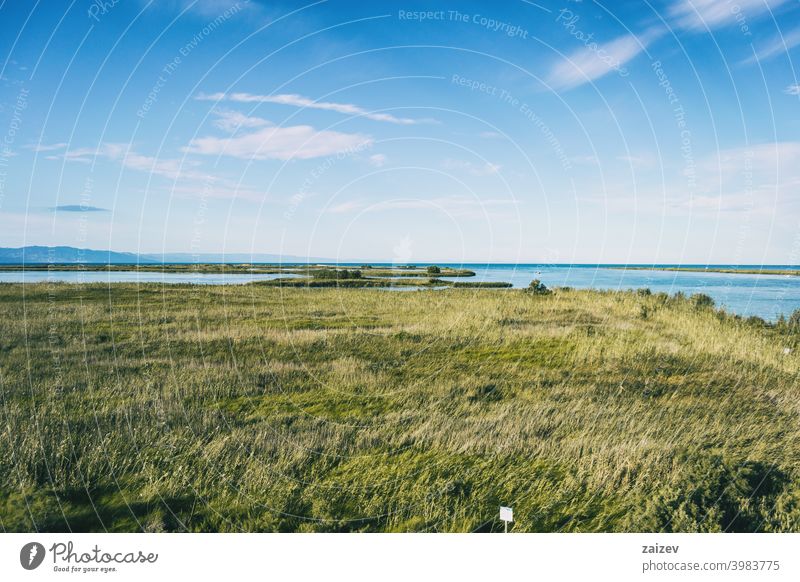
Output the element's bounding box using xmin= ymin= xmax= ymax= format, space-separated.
xmin=313 ymin=268 xmax=362 ymax=280
xmin=629 ymin=453 xmax=794 ymax=532
xmin=426 ymin=265 xmax=441 ymax=274
xmin=637 ymin=288 xmax=652 ymax=296
xmin=526 ymin=279 xmax=550 ymax=295
xmin=788 ymin=309 xmax=800 ymax=332
xmin=691 ymin=293 xmax=715 ymax=310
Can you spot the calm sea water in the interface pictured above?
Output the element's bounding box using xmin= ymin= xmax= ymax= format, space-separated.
xmin=2 ymin=265 xmax=799 ymax=321
xmin=0 ymin=271 xmax=299 ymax=285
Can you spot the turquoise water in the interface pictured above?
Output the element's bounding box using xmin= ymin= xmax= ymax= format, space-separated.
xmin=1 ymin=265 xmax=799 ymax=321
xmin=0 ymin=271 xmax=299 ymax=285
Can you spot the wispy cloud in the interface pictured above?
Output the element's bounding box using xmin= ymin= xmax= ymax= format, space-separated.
xmin=27 ymin=142 xmax=68 ymax=152
xmin=589 ymin=142 xmax=800 ymax=217
xmin=51 ymin=204 xmax=108 ymax=212
xmin=617 ymin=154 xmax=656 ymax=169
xmin=51 ymin=142 xmax=211 ymax=181
xmin=184 ymin=123 xmax=373 ymax=161
xmin=368 ymin=154 xmax=387 ymax=167
xmin=710 ymin=141 xmax=800 ymax=173
xmin=327 ymin=196 xmax=518 ymax=215
xmin=741 ymin=27 xmax=800 ymax=65
xmin=212 ymin=108 xmax=271 ymax=132
xmin=547 ymin=29 xmax=661 ymax=90
xmin=669 ymin=0 xmax=790 ymax=31
xmin=684 ymin=141 xmax=800 ymax=213
xmin=168 ymin=183 xmax=266 ymax=202
xmin=46 ymin=140 xmax=267 ymax=200
xmin=785 ymin=84 xmax=800 ymax=95
xmin=442 ymin=158 xmax=501 ymax=176
xmin=328 ymin=200 xmax=363 ymax=214
xmin=197 ymin=92 xmax=428 ymax=125
xmin=141 ymin=0 xmax=256 ymax=19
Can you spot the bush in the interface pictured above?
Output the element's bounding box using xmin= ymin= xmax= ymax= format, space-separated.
xmin=788 ymin=309 xmax=800 ymax=332
xmin=629 ymin=452 xmax=794 ymax=532
xmin=691 ymin=293 xmax=715 ymax=310
xmin=526 ymin=279 xmax=550 ymax=295
xmin=313 ymin=268 xmax=362 ymax=280
xmin=426 ymin=265 xmax=441 ymax=274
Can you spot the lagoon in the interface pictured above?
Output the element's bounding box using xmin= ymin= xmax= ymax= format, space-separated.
xmin=0 ymin=270 xmax=299 ymax=285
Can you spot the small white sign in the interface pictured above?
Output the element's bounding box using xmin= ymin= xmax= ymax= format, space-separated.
xmin=500 ymin=506 xmax=513 ymax=522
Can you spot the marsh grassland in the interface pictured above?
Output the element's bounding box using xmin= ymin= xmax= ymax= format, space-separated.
xmin=1 ymin=283 xmax=800 ymax=532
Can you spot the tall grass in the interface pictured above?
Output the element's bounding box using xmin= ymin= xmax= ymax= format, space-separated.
xmin=1 ymin=283 xmax=799 ymax=532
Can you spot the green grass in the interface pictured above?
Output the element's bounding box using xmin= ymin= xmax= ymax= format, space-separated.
xmin=1 ymin=283 xmax=800 ymax=532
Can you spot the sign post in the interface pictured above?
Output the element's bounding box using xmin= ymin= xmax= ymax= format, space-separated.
xmin=499 ymin=506 xmax=513 ymax=533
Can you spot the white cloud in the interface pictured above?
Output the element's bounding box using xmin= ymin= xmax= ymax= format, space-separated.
xmin=368 ymin=154 xmax=387 ymax=167
xmin=442 ymin=158 xmax=501 ymax=176
xmin=122 ymin=151 xmax=205 ymax=180
xmin=27 ymin=142 xmax=68 ymax=152
xmin=197 ymin=92 xmax=426 ymax=125
xmin=678 ymin=142 xmax=800 ymax=213
xmin=44 ymin=140 xmax=268 ymax=200
xmin=680 ymin=192 xmax=759 ymax=212
xmin=184 ymin=124 xmax=373 ymax=161
xmin=142 ymin=0 xmax=256 ymax=19
xmin=54 ymin=143 xmax=210 ymax=181
xmin=669 ymin=0 xmax=790 ymax=31
xmin=328 ymin=200 xmax=363 ymax=214
xmin=212 ymin=109 xmax=271 ymax=133
xmin=326 ymin=196 xmax=518 ymax=215
xmin=617 ymin=154 xmax=656 ymax=169
xmin=587 ymin=143 xmax=800 ymax=217
xmin=548 ymin=29 xmax=661 ymax=90
xmin=169 ymin=183 xmax=266 ymax=201
xmin=785 ymin=84 xmax=800 ymax=95
xmin=710 ymin=142 xmax=800 ymax=174
xmin=742 ymin=27 xmax=800 ymax=65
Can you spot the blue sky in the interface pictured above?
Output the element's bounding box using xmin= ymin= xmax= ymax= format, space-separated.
xmin=1 ymin=0 xmax=799 ymax=263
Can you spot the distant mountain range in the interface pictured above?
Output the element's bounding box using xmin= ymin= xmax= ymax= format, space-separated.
xmin=0 ymin=246 xmax=332 ymax=264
